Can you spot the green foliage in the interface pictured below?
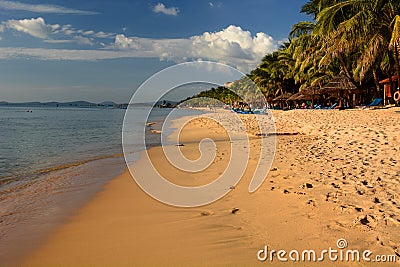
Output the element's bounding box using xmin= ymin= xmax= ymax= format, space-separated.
xmin=181 ymin=0 xmax=400 ymax=104
xmin=180 ymin=86 xmax=242 ymax=107
xmin=180 ymin=78 xmax=266 ymax=107
xmin=250 ymin=0 xmax=400 ymax=97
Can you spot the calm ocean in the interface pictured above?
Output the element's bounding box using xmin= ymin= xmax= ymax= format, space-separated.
xmin=0 ymin=107 xmax=125 ymax=183
xmin=0 ymin=105 xmax=204 ymax=264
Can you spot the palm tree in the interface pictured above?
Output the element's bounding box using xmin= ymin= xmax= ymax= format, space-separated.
xmin=250 ymin=42 xmax=297 ymax=98
xmin=247 ymin=0 xmax=400 ymax=103
xmin=301 ymin=0 xmax=342 ymax=19
xmin=316 ymin=0 xmax=400 ymax=89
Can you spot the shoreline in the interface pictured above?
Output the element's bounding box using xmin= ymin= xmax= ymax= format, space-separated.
xmin=0 ymin=152 xmax=124 ymax=188
xmin=0 ymin=107 xmax=204 ymax=266
xmin=22 ymin=112 xmax=260 ymax=266
xmin=21 ymin=108 xmax=400 ymax=266
xmin=0 ymin=156 xmax=126 ymax=266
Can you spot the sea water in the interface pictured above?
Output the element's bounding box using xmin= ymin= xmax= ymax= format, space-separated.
xmin=0 ymin=106 xmax=204 ymax=264
xmin=0 ymin=107 xmax=124 ymax=183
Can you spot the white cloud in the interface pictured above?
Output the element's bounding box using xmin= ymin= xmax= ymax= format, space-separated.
xmin=0 ymin=25 xmax=278 ymax=72
xmin=0 ymin=47 xmax=155 ymax=60
xmin=209 ymin=2 xmax=222 ymax=8
xmin=73 ymin=35 xmax=93 ymax=46
xmin=93 ymin=31 xmax=114 ymax=38
xmin=4 ymin=17 xmax=53 ymax=38
xmin=114 ymin=25 xmax=278 ymax=71
xmin=152 ymin=3 xmax=179 ymax=16
xmin=1 ymin=17 xmax=114 ymax=45
xmin=115 ymin=34 xmax=138 ymax=49
xmin=81 ymin=30 xmax=94 ymax=36
xmin=43 ymin=39 xmax=73 ymax=44
xmin=0 ymin=0 xmax=98 ymax=14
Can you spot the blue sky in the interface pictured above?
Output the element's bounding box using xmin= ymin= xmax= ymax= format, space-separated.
xmin=0 ymin=0 xmax=309 ymax=102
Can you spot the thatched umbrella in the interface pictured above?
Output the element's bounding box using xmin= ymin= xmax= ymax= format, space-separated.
xmin=321 ymin=75 xmax=357 ymax=94
xmin=300 ymin=85 xmax=322 ymax=96
xmin=272 ymin=92 xmax=292 ymax=109
xmin=296 ymin=94 xmax=313 ymax=101
xmin=265 ymin=96 xmax=274 ymax=107
xmin=286 ymin=92 xmax=301 ymax=101
xmin=272 ymin=92 xmax=293 ymax=101
xmin=320 ymin=75 xmax=358 ymax=107
xmin=298 ymin=85 xmax=322 ymax=107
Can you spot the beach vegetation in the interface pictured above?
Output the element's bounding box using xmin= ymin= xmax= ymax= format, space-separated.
xmin=181 ymin=0 xmax=400 ymax=107
xmin=251 ymin=0 xmax=400 ymax=101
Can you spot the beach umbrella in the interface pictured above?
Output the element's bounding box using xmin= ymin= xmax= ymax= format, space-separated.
xmin=272 ymin=92 xmax=293 ymax=101
xmin=300 ymin=85 xmax=322 ymax=96
xmin=286 ymin=92 xmax=302 ymax=101
xmin=288 ymin=85 xmax=322 ymax=106
xmin=320 ymin=75 xmax=357 ymax=93
xmin=272 ymin=92 xmax=292 ymax=108
xmin=320 ymin=75 xmax=359 ymax=107
xmin=295 ymin=94 xmax=313 ymax=101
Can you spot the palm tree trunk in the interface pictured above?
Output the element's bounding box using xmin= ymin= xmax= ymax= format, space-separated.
xmin=276 ymin=83 xmax=284 ymax=96
xmin=372 ymin=68 xmax=380 ymax=98
xmin=337 ymin=53 xmax=353 ymax=81
xmin=393 ymin=43 xmax=400 ymax=90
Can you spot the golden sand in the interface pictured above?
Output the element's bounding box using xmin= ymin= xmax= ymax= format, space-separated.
xmin=24 ymin=108 xmax=400 ymax=266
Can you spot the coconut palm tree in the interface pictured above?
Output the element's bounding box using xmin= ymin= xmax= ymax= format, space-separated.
xmin=248 ymin=0 xmax=400 ymax=103
xmin=315 ymin=0 xmax=400 ymax=88
xmin=251 ymin=44 xmax=296 ymax=97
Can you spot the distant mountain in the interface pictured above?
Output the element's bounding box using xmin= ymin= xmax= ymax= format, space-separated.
xmin=100 ymin=101 xmax=117 ymax=106
xmin=0 ymin=100 xmax=182 ymax=109
xmin=0 ymin=101 xmax=43 ymax=106
xmin=0 ymin=101 xmax=121 ymax=108
xmin=128 ymin=100 xmax=179 ymax=107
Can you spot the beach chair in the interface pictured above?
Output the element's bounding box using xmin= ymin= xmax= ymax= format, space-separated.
xmin=314 ymin=104 xmax=322 ymax=109
xmin=253 ymin=108 xmax=267 ymax=114
xmin=327 ymin=103 xmax=337 ymax=109
xmin=368 ymin=98 xmax=382 ymax=107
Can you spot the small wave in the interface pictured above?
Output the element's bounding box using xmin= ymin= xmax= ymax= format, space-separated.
xmin=34 ymin=153 xmax=124 ymax=175
xmin=0 ymin=153 xmax=124 ymax=193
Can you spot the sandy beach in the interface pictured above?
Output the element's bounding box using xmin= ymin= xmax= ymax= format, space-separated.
xmin=23 ymin=108 xmax=400 ymax=266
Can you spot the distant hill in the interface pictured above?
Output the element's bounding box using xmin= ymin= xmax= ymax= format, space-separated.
xmin=126 ymin=100 xmax=179 ymax=107
xmin=0 ymin=101 xmax=121 ymax=108
xmin=100 ymin=101 xmax=117 ymax=106
xmin=0 ymin=100 xmax=181 ymax=109
xmin=178 ymin=86 xmax=242 ymax=107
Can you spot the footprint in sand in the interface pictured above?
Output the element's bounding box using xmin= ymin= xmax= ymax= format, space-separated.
xmin=200 ymin=210 xmax=214 ymax=216
xmin=306 ymin=199 xmax=317 ymax=207
xmin=331 ymin=183 xmax=340 ymax=189
xmin=231 ymin=208 xmax=239 ymax=214
xmin=301 ymin=183 xmax=313 ymax=189
xmin=354 ymin=214 xmax=378 ymax=228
